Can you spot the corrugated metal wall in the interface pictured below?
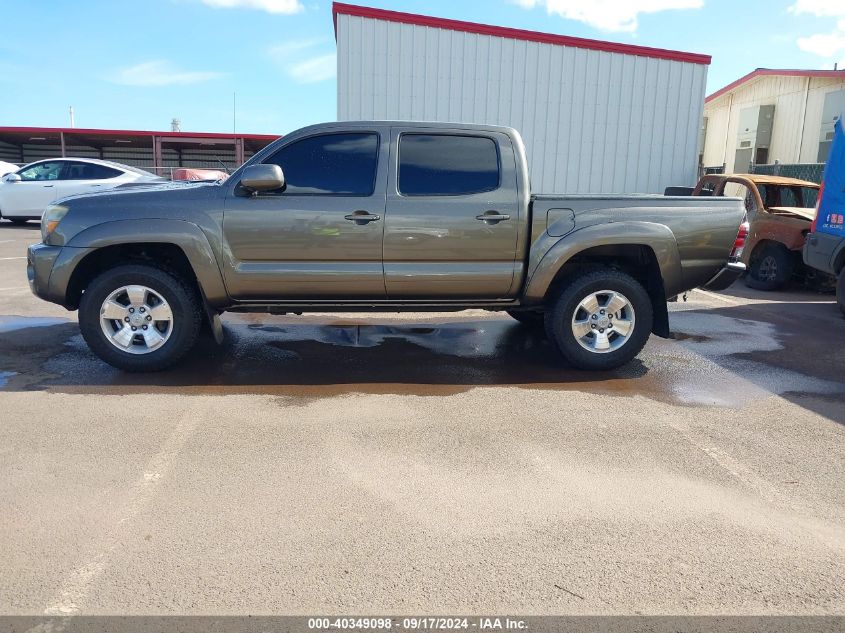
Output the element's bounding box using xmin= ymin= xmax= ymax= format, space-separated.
xmin=702 ymin=75 xmax=845 ymax=172
xmin=337 ymin=13 xmax=708 ymax=193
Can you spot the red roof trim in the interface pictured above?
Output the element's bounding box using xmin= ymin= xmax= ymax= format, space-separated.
xmin=706 ymin=68 xmax=845 ymax=103
xmin=0 ymin=126 xmax=278 ymax=140
xmin=332 ymin=2 xmax=711 ymax=65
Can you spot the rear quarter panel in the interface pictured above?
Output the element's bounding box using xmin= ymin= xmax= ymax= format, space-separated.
xmin=525 ymin=195 xmax=745 ymax=299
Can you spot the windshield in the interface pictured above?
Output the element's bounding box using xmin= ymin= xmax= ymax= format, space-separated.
xmin=757 ymin=183 xmax=819 ymax=208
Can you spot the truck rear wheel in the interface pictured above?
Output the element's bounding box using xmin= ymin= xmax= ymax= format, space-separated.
xmin=545 ymin=269 xmax=653 ymax=370
xmin=78 ymin=264 xmax=202 ymax=372
xmin=745 ymin=244 xmax=794 ymax=290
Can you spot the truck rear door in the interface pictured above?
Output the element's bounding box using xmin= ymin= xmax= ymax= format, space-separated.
xmin=383 ymin=128 xmax=521 ymax=299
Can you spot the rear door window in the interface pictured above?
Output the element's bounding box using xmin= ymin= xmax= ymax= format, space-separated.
xmin=63 ymin=162 xmax=123 ymax=180
xmin=398 ymin=134 xmax=500 ymax=196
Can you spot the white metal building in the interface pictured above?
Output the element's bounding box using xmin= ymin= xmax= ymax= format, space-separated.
xmin=334 ymin=2 xmax=711 ymax=193
xmin=702 ymin=69 xmax=845 ymax=173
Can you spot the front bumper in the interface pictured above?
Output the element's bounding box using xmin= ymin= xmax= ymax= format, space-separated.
xmin=701 ymin=261 xmax=746 ymax=291
xmin=27 ymin=243 xmax=62 ymax=302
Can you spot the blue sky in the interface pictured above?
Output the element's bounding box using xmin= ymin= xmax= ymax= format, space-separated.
xmin=1 ymin=0 xmax=843 ymax=134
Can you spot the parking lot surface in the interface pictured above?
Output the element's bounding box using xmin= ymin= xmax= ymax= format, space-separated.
xmin=0 ymin=221 xmax=843 ymax=615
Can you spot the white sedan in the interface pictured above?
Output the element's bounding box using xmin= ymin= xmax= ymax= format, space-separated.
xmin=0 ymin=158 xmax=163 ymax=224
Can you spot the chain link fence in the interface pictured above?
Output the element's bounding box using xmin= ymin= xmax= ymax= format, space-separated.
xmin=749 ymin=162 xmax=825 ymax=184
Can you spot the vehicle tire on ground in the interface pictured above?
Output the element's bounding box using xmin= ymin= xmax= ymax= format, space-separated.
xmin=837 ymin=269 xmax=845 ymax=317
xmin=745 ymin=244 xmax=794 ymax=290
xmin=506 ymin=309 xmax=545 ymax=328
xmin=78 ymin=264 xmax=202 ymax=372
xmin=544 ymin=268 xmax=653 ymax=371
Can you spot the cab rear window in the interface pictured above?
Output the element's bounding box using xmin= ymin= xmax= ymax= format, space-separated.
xmin=398 ymin=134 xmax=500 ymax=196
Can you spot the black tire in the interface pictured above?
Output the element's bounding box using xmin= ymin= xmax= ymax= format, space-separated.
xmin=544 ymin=268 xmax=653 ymax=371
xmin=837 ymin=269 xmax=845 ymax=317
xmin=78 ymin=264 xmax=202 ymax=372
xmin=745 ymin=244 xmax=794 ymax=291
xmin=506 ymin=309 xmax=545 ymax=328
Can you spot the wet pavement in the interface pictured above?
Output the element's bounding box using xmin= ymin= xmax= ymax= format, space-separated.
xmin=0 ymin=221 xmax=843 ymax=615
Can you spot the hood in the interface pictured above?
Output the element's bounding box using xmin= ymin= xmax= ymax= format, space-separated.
xmin=55 ymin=179 xmax=213 ymax=205
xmin=767 ymin=206 xmax=815 ymax=221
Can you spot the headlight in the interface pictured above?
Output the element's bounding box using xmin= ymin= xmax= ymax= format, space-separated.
xmin=41 ymin=204 xmax=69 ymax=242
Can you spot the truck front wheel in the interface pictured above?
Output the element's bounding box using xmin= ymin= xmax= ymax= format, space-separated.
xmin=545 ymin=269 xmax=653 ymax=370
xmin=78 ymin=264 xmax=202 ymax=372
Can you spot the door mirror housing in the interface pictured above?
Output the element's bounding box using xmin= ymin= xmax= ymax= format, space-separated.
xmin=240 ymin=164 xmax=285 ymax=193
xmin=4 ymin=173 xmax=21 ymax=183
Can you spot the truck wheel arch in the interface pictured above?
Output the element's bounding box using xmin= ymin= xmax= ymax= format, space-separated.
xmin=55 ymin=219 xmax=228 ymax=310
xmin=522 ymin=222 xmax=683 ymax=338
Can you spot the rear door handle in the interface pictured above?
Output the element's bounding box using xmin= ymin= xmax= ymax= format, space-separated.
xmin=476 ymin=212 xmax=511 ymax=225
xmin=344 ymin=211 xmax=381 ymax=225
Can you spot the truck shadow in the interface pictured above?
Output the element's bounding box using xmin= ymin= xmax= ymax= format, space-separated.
xmin=0 ymin=318 xmax=653 ymax=399
xmin=2 ymin=300 xmax=843 ymax=421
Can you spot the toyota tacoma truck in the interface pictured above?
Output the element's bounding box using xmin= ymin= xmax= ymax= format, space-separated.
xmin=27 ymin=121 xmax=746 ymax=372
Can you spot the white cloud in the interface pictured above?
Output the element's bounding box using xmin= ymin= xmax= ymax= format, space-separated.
xmin=267 ymin=39 xmax=336 ymax=84
xmin=797 ymin=30 xmax=845 ymax=57
xmin=288 ymin=54 xmax=337 ymax=83
xmin=510 ymin=0 xmax=703 ymax=32
xmin=110 ymin=60 xmax=224 ymax=86
xmin=200 ymin=0 xmax=303 ymax=13
xmin=268 ymin=38 xmax=326 ymax=60
xmin=793 ymin=3 xmax=845 ymax=67
xmin=789 ymin=0 xmax=845 ymax=17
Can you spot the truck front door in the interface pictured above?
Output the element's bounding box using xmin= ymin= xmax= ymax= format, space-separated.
xmin=383 ymin=129 xmax=521 ymax=299
xmin=222 ymin=130 xmax=387 ymax=300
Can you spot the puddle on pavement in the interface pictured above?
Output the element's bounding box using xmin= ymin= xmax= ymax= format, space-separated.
xmin=0 ymin=315 xmax=70 ymax=334
xmin=0 ymin=310 xmax=841 ymax=409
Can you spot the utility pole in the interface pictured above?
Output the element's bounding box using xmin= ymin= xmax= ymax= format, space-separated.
xmin=233 ymin=92 xmax=237 ymax=135
xmin=69 ymin=106 xmax=75 ymax=128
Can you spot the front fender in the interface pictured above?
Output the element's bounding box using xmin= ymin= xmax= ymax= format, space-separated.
xmin=521 ymin=221 xmax=684 ymax=303
xmin=53 ymin=218 xmax=228 ymax=306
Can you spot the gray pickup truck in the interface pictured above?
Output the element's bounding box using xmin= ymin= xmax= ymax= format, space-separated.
xmin=28 ymin=121 xmax=746 ymax=372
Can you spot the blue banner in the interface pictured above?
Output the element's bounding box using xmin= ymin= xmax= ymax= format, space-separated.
xmin=816 ymin=114 xmax=845 ymax=237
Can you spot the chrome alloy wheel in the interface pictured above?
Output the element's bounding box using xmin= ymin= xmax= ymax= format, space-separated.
xmin=571 ymin=290 xmax=635 ymax=354
xmin=99 ymin=285 xmax=173 ymax=354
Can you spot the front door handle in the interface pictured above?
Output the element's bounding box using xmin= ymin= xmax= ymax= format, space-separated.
xmin=344 ymin=211 xmax=381 ymax=225
xmin=476 ymin=211 xmax=511 ymax=225
xmin=43 ymin=184 xmax=54 ymax=188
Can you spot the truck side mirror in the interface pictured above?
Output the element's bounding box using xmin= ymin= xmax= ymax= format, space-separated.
xmin=240 ymin=164 xmax=285 ymax=193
